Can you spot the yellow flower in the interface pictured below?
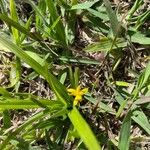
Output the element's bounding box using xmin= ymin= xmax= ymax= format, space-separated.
xmin=67 ymin=86 xmax=88 ymax=106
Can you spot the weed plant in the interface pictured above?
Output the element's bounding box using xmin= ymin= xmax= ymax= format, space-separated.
xmin=0 ymin=0 xmax=150 ymax=149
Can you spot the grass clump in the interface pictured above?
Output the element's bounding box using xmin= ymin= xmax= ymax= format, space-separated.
xmin=0 ymin=0 xmax=150 ymax=149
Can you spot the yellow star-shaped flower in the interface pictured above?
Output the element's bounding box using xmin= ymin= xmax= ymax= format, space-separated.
xmin=67 ymin=86 xmax=88 ymax=106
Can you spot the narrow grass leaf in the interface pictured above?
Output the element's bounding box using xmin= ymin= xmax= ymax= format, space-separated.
xmin=46 ymin=0 xmax=67 ymax=45
xmin=3 ymin=110 xmax=11 ymax=129
xmin=0 ymin=109 xmax=51 ymax=149
xmin=126 ymin=0 xmax=144 ymax=20
xmin=116 ymin=100 xmax=128 ymax=118
xmin=59 ymin=56 xmax=100 ymax=65
xmin=132 ymin=110 xmax=150 ymax=135
xmin=137 ymin=62 xmax=150 ymax=90
xmin=10 ymin=0 xmax=20 ymax=44
xmin=115 ymin=81 xmax=131 ymax=87
xmin=23 ymin=0 xmax=48 ymax=26
xmin=118 ymin=111 xmax=132 ymax=150
xmin=85 ymin=95 xmax=115 ymax=114
xmin=68 ymin=107 xmax=101 ymax=150
xmin=0 ymin=34 xmax=69 ymax=106
xmin=135 ymin=10 xmax=150 ymax=30
xmin=74 ymin=67 xmax=79 ymax=88
xmin=84 ymin=37 xmax=126 ymax=52
xmin=25 ymin=51 xmax=46 ymax=66
xmin=130 ymin=32 xmax=150 ymax=45
xmin=103 ymin=0 xmax=119 ymax=37
xmin=0 ymin=99 xmax=62 ymax=110
xmin=134 ymin=96 xmax=150 ymax=105
xmin=0 ymin=14 xmax=42 ymax=41
xmin=69 ymin=67 xmax=75 ymax=88
xmin=0 ymin=87 xmax=12 ymax=97
xmin=87 ymin=8 xmax=109 ymax=21
xmin=20 ymin=15 xmax=32 ymax=43
xmin=71 ymin=0 xmax=99 ymax=10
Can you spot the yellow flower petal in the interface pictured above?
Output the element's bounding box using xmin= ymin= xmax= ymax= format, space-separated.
xmin=81 ymin=88 xmax=88 ymax=94
xmin=67 ymin=85 xmax=88 ymax=106
xmin=73 ymin=100 xmax=78 ymax=106
xmin=75 ymin=95 xmax=82 ymax=101
xmin=67 ymin=88 xmax=76 ymax=96
xmin=76 ymin=86 xmax=81 ymax=92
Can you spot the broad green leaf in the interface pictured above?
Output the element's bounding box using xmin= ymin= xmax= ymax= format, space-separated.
xmin=118 ymin=111 xmax=132 ymax=150
xmin=68 ymin=67 xmax=79 ymax=88
xmin=71 ymin=0 xmax=99 ymax=10
xmin=84 ymin=37 xmax=127 ymax=52
xmin=132 ymin=110 xmax=150 ymax=135
xmin=68 ymin=107 xmax=101 ymax=150
xmin=0 ymin=34 xmax=45 ymax=77
xmin=36 ymin=118 xmax=63 ymax=129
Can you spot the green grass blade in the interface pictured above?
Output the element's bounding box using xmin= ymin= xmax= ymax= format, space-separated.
xmin=46 ymin=0 xmax=67 ymax=45
xmin=0 ymin=87 xmax=12 ymax=97
xmin=20 ymin=15 xmax=32 ymax=43
xmin=0 ymin=99 xmax=62 ymax=110
xmin=0 ymin=34 xmax=45 ymax=76
xmin=10 ymin=0 xmax=20 ymax=44
xmin=103 ymin=0 xmax=119 ymax=37
xmin=135 ymin=10 xmax=150 ymax=30
xmin=126 ymin=0 xmax=143 ymax=20
xmin=3 ymin=110 xmax=11 ymax=129
xmin=24 ymin=0 xmax=48 ymax=26
xmin=132 ymin=110 xmax=150 ymax=135
xmin=59 ymin=56 xmax=100 ymax=65
xmin=130 ymin=32 xmax=150 ymax=45
xmin=0 ymin=109 xmax=51 ymax=149
xmin=68 ymin=107 xmax=101 ymax=150
xmin=71 ymin=0 xmax=99 ymax=10
xmin=118 ymin=111 xmax=132 ymax=150
xmin=84 ymin=37 xmax=127 ymax=52
xmin=136 ymin=62 xmax=150 ymax=91
xmin=74 ymin=67 xmax=79 ymax=88
xmin=0 ymin=34 xmax=69 ymax=106
xmin=0 ymin=14 xmax=42 ymax=41
xmin=69 ymin=67 xmax=75 ymax=88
